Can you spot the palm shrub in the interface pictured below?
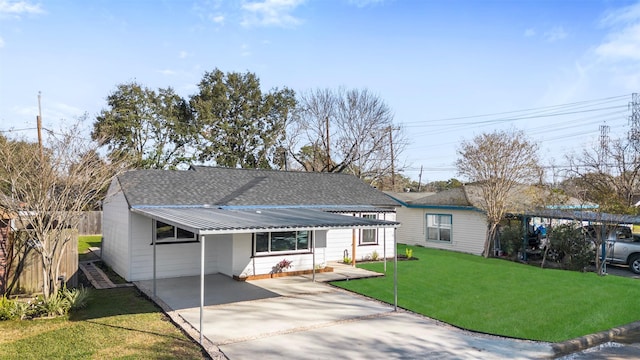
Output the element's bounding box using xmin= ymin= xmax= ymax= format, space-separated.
xmin=0 ymin=296 xmax=15 ymax=320
xmin=0 ymin=287 xmax=91 ymax=321
xmin=63 ymin=287 xmax=90 ymax=310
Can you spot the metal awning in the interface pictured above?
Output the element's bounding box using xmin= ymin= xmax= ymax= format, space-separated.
xmin=517 ymin=209 xmax=640 ymax=224
xmin=136 ymin=205 xmax=401 ymax=345
xmin=131 ymin=206 xmax=400 ymax=235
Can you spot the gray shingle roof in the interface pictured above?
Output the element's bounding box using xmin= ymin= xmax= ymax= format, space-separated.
xmin=116 ymin=166 xmax=397 ymax=208
xmin=132 ymin=207 xmax=399 ymax=235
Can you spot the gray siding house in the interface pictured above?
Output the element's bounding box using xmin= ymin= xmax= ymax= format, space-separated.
xmin=388 ymin=184 xmax=588 ymax=256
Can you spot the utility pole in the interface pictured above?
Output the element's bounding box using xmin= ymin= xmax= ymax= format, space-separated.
xmin=417 ymin=165 xmax=423 ymax=192
xmin=325 ymin=116 xmax=331 ymax=171
xmin=37 ymin=91 xmax=44 ymax=165
xmin=389 ymin=126 xmax=395 ymax=192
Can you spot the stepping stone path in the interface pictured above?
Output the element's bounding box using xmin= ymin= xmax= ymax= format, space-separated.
xmin=79 ymin=261 xmax=118 ymax=289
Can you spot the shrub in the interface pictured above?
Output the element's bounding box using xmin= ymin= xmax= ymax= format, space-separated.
xmin=499 ymin=225 xmax=524 ymax=257
xmin=371 ymin=250 xmax=379 ymax=261
xmin=0 ymin=296 xmax=16 ymax=321
xmin=405 ymin=248 xmax=413 ymax=259
xmin=12 ymin=300 xmax=30 ymax=320
xmin=547 ymin=224 xmax=591 ymax=271
xmin=271 ymin=259 xmax=292 ymax=273
xmin=63 ymin=287 xmax=90 ymax=310
xmin=33 ymin=293 xmax=70 ymax=317
xmin=343 ymin=256 xmax=352 ymax=264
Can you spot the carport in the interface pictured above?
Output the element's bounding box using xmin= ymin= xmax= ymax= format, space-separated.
xmin=516 ymin=209 xmax=640 ymax=262
xmin=130 ymin=205 xmax=400 ymax=344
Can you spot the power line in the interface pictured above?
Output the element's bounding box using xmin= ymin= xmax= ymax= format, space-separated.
xmin=401 ymin=94 xmax=630 ymax=126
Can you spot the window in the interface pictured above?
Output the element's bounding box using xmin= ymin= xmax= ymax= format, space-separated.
xmin=426 ymin=214 xmax=452 ymax=242
xmin=360 ymin=214 xmax=378 ymax=245
xmin=153 ymin=220 xmax=197 ymax=244
xmin=254 ymin=231 xmax=312 ymax=255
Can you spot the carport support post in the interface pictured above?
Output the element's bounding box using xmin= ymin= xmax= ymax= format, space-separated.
xmin=312 ymin=230 xmax=316 ymax=282
xmin=200 ymin=234 xmax=205 ymax=344
xmin=383 ymin=223 xmax=387 ymax=273
xmin=152 ymin=237 xmax=156 ymax=296
xmin=394 ymin=227 xmax=397 ymax=311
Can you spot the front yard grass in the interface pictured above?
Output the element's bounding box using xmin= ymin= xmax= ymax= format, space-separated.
xmin=0 ymin=287 xmax=206 ymax=359
xmin=332 ymin=244 xmax=640 ymax=343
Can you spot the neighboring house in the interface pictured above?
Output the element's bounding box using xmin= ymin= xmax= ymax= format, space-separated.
xmin=101 ymin=166 xmax=399 ymax=282
xmin=388 ymin=184 xmax=591 ymax=256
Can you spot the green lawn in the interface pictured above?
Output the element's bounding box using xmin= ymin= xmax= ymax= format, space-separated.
xmin=0 ymin=287 xmax=206 ymax=359
xmin=78 ymin=235 xmax=102 ymax=262
xmin=332 ymin=244 xmax=640 ymax=343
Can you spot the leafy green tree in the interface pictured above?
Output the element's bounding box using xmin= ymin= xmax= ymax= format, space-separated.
xmin=92 ymin=82 xmax=194 ymax=169
xmin=190 ymin=69 xmax=296 ymax=169
xmin=425 ymin=178 xmax=463 ymax=192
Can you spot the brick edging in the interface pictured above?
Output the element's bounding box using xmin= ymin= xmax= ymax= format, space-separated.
xmin=551 ymin=320 xmax=640 ymax=356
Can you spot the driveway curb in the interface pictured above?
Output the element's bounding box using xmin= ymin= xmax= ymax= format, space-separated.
xmin=551 ymin=320 xmax=640 ymax=357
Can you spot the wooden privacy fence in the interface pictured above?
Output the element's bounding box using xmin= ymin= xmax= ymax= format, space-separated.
xmin=11 ymin=229 xmax=78 ymax=295
xmin=78 ymin=211 xmax=102 ymax=235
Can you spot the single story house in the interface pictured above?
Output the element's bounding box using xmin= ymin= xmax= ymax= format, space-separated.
xmin=388 ymin=184 xmax=591 ymax=256
xmin=101 ymin=166 xmax=400 ymax=282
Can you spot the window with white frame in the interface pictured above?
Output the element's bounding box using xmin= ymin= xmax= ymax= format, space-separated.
xmin=360 ymin=214 xmax=378 ymax=245
xmin=153 ymin=220 xmax=197 ymax=244
xmin=426 ymin=214 xmax=452 ymax=242
xmin=254 ymin=230 xmax=311 ymax=254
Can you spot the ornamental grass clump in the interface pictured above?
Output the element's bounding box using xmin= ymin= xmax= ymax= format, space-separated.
xmin=0 ymin=287 xmax=91 ymax=321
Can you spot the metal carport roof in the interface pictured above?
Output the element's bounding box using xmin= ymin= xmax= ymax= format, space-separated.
xmin=131 ymin=206 xmax=400 ymax=235
xmin=518 ymin=209 xmax=640 ymax=224
xmin=131 ymin=205 xmax=401 ymax=345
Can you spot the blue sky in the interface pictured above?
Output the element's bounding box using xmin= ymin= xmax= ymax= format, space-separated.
xmin=1 ymin=0 xmax=640 ymax=183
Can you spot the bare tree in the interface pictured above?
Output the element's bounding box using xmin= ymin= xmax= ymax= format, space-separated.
xmin=0 ymin=121 xmax=127 ymax=298
xmin=456 ymin=129 xmax=541 ymax=258
xmin=287 ymin=88 xmax=406 ymax=189
xmin=566 ymin=136 xmax=640 ymax=213
xmin=563 ymin=134 xmax=640 ymax=274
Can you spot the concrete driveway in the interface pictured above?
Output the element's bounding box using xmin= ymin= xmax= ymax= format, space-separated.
xmin=136 ymin=269 xmax=554 ymax=360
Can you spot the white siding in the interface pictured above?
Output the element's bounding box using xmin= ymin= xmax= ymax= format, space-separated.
xmin=397 ymin=207 xmax=487 ymax=256
xmin=325 ymin=212 xmax=397 ymax=262
xmin=234 ymin=230 xmax=330 ymax=277
xmin=128 ymin=213 xmax=219 ymax=281
xmin=101 ymin=180 xmax=131 ymax=280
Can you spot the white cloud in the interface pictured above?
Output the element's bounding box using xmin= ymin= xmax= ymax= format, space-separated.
xmin=0 ymin=0 xmax=43 ymax=18
xmin=596 ymin=23 xmax=640 ymax=61
xmin=524 ymin=28 xmax=536 ymax=37
xmin=596 ymin=2 xmax=640 ymax=62
xmin=241 ymin=0 xmax=304 ymax=28
xmin=210 ymin=14 xmax=224 ymax=24
xmin=0 ymin=36 xmax=4 ymax=48
xmin=544 ymin=26 xmax=568 ymax=42
xmin=600 ymin=2 xmax=640 ymax=27
xmin=348 ymin=0 xmax=385 ymax=8
xmin=179 ymin=50 xmax=189 ymax=59
xmin=159 ymin=69 xmax=176 ymax=76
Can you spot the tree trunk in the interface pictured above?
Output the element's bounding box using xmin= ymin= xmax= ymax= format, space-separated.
xmin=483 ymin=224 xmax=498 ymax=258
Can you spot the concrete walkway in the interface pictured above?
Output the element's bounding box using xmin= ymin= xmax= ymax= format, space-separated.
xmin=135 ymin=266 xmax=555 ymax=360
